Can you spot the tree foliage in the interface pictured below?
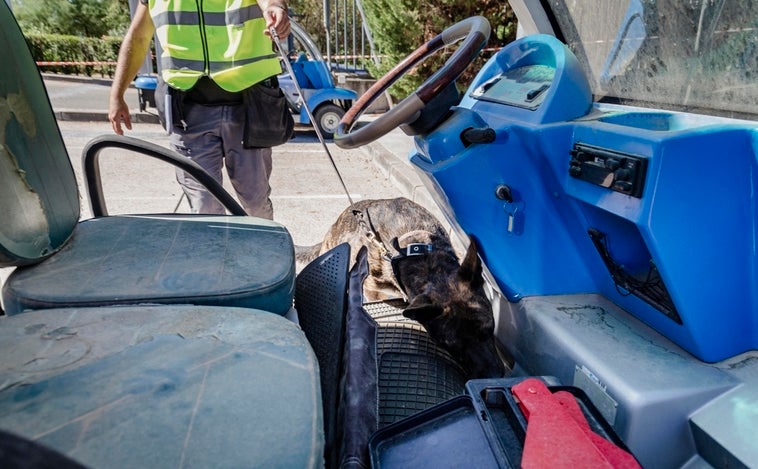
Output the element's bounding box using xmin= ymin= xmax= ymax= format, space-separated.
xmin=25 ymin=33 xmax=121 ymax=77
xmin=12 ymin=0 xmax=131 ymax=37
xmin=290 ymin=0 xmax=517 ymax=99
xmin=362 ymin=0 xmax=516 ymax=98
xmin=11 ymin=0 xmax=517 ymax=93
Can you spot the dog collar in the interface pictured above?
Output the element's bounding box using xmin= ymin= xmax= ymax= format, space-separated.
xmin=390 ymin=237 xmax=434 ymax=260
xmin=390 ymin=240 xmax=434 ymax=299
xmin=397 ymin=243 xmax=434 ymax=257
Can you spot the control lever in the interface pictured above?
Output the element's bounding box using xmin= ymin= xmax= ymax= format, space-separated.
xmin=461 ymin=127 xmax=496 ymax=146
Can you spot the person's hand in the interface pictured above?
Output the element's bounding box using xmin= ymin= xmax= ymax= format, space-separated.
xmin=109 ymin=95 xmax=132 ymax=135
xmin=263 ymin=3 xmax=290 ymax=39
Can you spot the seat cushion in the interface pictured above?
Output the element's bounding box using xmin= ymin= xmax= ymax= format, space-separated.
xmin=0 ymin=305 xmax=323 ymax=468
xmin=2 ymin=215 xmax=295 ymax=315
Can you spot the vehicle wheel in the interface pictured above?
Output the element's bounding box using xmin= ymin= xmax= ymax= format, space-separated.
xmin=314 ymin=104 xmax=344 ymax=139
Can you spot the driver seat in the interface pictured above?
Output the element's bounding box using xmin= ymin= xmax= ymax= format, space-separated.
xmin=0 ymin=5 xmax=294 ymax=316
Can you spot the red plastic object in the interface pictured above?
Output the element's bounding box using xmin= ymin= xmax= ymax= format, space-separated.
xmin=512 ymin=378 xmax=640 ymax=469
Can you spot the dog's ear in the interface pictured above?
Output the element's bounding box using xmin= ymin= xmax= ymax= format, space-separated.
xmin=403 ymin=295 xmax=443 ymax=323
xmin=458 ymin=236 xmax=484 ymax=289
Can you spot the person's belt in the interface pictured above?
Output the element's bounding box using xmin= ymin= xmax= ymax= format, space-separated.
xmin=184 ymin=76 xmax=279 ymax=105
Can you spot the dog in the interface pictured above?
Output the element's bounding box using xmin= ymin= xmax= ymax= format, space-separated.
xmin=297 ymin=197 xmax=507 ymax=378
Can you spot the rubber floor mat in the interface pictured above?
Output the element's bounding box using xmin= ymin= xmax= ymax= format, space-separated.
xmin=364 ymin=300 xmax=467 ymax=427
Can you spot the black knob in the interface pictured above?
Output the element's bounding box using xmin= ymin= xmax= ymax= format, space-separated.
xmin=495 ymin=185 xmax=513 ymax=203
xmin=615 ymin=168 xmax=631 ymax=181
xmin=461 ymin=127 xmax=496 ymax=146
xmin=605 ymin=158 xmax=621 ymax=171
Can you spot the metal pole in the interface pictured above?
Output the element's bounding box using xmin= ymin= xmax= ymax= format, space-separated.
xmin=323 ymin=0 xmax=332 ymax=68
xmin=354 ymin=0 xmax=378 ymax=65
xmin=351 ymin=0 xmax=356 ymax=71
xmin=342 ymin=0 xmax=348 ymax=70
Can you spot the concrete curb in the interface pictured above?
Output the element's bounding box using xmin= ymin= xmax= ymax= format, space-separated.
xmin=53 ymin=109 xmax=160 ymax=124
xmin=364 ymin=131 xmax=462 ymax=252
xmin=364 ymin=138 xmax=437 ymax=210
xmin=42 ymin=73 xmax=114 ymax=87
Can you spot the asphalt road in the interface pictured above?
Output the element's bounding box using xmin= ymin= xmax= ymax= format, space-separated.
xmin=43 ymin=74 xmax=414 ymax=247
xmin=61 ymin=121 xmax=406 ymax=249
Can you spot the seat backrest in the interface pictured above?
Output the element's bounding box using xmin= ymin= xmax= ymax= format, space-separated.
xmin=0 ymin=3 xmax=80 ymax=267
xmin=300 ymin=60 xmax=334 ymax=90
xmin=290 ymin=53 xmax=313 ymax=88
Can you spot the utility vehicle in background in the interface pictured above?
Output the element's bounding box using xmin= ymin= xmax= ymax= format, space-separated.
xmin=279 ymin=19 xmax=357 ymax=139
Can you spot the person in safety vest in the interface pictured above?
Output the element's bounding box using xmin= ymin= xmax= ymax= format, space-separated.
xmin=109 ymin=0 xmax=290 ymax=219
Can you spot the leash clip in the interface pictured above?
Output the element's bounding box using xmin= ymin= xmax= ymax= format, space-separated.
xmin=353 ymin=209 xmax=392 ymax=260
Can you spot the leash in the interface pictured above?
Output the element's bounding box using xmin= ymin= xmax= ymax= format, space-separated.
xmin=272 ymin=30 xmax=436 ymax=298
xmin=270 ymin=26 xmax=389 ymax=256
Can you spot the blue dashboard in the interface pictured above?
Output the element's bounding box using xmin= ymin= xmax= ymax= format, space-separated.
xmin=411 ymin=34 xmax=758 ymax=363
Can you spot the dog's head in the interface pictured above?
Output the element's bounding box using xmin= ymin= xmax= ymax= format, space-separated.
xmin=402 ymin=238 xmax=506 ymax=378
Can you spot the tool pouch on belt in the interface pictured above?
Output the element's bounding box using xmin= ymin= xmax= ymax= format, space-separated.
xmin=155 ymin=78 xmax=189 ymax=134
xmin=242 ymin=77 xmax=295 ymax=148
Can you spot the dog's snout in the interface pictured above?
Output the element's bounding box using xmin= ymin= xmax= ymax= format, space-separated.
xmin=464 ymin=337 xmax=508 ymax=379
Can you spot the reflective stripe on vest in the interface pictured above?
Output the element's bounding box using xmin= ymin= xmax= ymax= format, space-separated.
xmin=148 ymin=0 xmax=281 ymax=92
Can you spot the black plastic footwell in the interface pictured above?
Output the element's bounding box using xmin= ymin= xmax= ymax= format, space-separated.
xmin=297 ymin=246 xmax=470 ymax=468
xmin=364 ymin=299 xmax=468 ymax=427
xmin=295 ymin=243 xmax=350 ymax=469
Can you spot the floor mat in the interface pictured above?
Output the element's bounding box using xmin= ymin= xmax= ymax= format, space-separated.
xmin=364 ymin=299 xmax=468 ymax=427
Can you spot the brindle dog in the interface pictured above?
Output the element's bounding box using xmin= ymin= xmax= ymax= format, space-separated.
xmin=297 ymin=197 xmax=507 ymax=378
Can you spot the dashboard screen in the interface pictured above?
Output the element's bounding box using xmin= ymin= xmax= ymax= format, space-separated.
xmin=470 ymin=64 xmax=555 ymax=110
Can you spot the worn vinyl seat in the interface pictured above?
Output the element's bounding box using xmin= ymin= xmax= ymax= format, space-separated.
xmin=0 ymin=5 xmax=294 ymax=316
xmin=0 ymin=304 xmax=323 ymax=468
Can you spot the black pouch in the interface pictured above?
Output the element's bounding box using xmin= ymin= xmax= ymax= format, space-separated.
xmin=242 ymin=78 xmax=295 ymax=148
xmin=154 ymin=78 xmax=188 ymax=134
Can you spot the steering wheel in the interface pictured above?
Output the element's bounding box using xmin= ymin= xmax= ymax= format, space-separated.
xmin=334 ymin=16 xmax=491 ymax=149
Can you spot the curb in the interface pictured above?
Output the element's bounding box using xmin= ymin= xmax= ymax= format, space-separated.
xmin=53 ymin=109 xmax=160 ymax=124
xmin=42 ymin=72 xmax=114 ymax=86
xmin=364 ymin=133 xmax=455 ymax=245
xmin=364 ymin=136 xmax=441 ymax=215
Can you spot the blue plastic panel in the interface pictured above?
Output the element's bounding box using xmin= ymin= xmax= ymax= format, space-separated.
xmin=411 ymin=34 xmax=758 ymax=362
xmin=460 ymin=34 xmax=592 ymax=125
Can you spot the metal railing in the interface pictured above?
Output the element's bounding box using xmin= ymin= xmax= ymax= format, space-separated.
xmin=322 ymin=0 xmax=378 ymax=76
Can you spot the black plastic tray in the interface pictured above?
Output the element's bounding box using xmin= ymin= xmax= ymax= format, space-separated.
xmin=368 ymin=377 xmax=630 ymax=468
xmin=368 ymin=395 xmax=505 ymax=468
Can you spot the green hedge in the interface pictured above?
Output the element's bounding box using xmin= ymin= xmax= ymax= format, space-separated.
xmin=24 ymin=34 xmax=123 ymax=77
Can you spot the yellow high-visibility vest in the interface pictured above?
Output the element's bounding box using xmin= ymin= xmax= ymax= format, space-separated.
xmin=148 ymin=0 xmax=281 ymax=92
